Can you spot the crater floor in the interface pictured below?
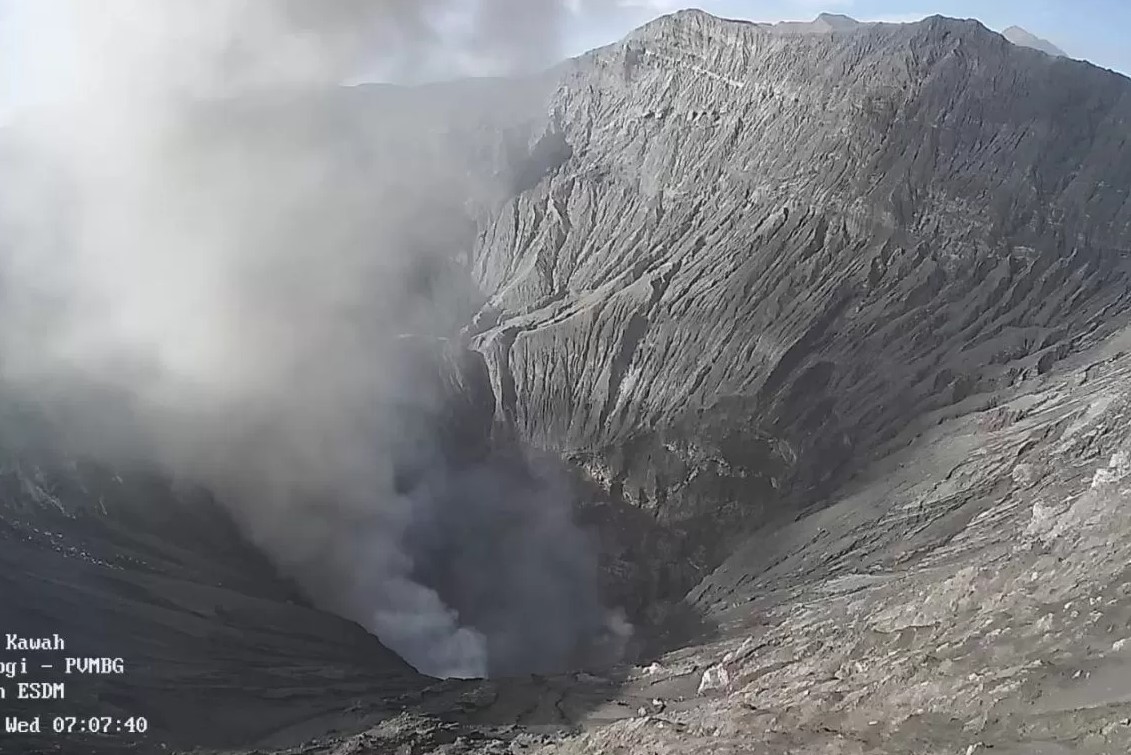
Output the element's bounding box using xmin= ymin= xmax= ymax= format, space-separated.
xmin=233 ymin=320 xmax=1131 ymax=755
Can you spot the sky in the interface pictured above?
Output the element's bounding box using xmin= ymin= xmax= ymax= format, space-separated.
xmin=0 ymin=0 xmax=1128 ymax=121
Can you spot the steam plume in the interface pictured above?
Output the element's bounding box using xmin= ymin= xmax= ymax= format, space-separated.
xmin=0 ymin=0 xmax=630 ymax=678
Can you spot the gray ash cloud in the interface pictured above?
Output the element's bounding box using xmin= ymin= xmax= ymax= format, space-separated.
xmin=0 ymin=0 xmax=631 ymax=677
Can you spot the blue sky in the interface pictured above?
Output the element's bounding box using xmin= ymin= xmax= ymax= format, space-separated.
xmin=568 ymin=0 xmax=1131 ymax=76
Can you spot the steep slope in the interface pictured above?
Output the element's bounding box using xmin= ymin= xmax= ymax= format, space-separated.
xmin=0 ymin=340 xmax=614 ymax=754
xmin=0 ymin=424 xmax=426 ymax=753
xmin=468 ymin=11 xmax=1131 ymax=589
xmin=534 ymin=326 xmax=1131 ymax=755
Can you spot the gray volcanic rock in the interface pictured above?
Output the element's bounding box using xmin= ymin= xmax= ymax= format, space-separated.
xmin=1003 ymin=25 xmax=1068 ymax=58
xmin=468 ymin=10 xmax=1131 ymax=583
xmin=534 ymin=325 xmax=1131 ymax=755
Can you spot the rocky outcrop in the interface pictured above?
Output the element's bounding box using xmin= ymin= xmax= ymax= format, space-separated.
xmin=534 ymin=326 xmax=1131 ymax=755
xmin=467 ymin=11 xmax=1131 ymax=581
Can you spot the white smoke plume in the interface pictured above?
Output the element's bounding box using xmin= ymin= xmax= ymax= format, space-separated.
xmin=0 ymin=0 xmax=632 ymax=678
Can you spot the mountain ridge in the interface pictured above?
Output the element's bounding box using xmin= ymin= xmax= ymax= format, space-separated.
xmin=482 ymin=8 xmax=1131 ymax=534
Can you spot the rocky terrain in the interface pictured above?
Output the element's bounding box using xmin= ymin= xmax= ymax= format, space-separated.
xmin=3 ymin=9 xmax=1131 ymax=755
xmin=469 ymin=9 xmax=1131 ymax=604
